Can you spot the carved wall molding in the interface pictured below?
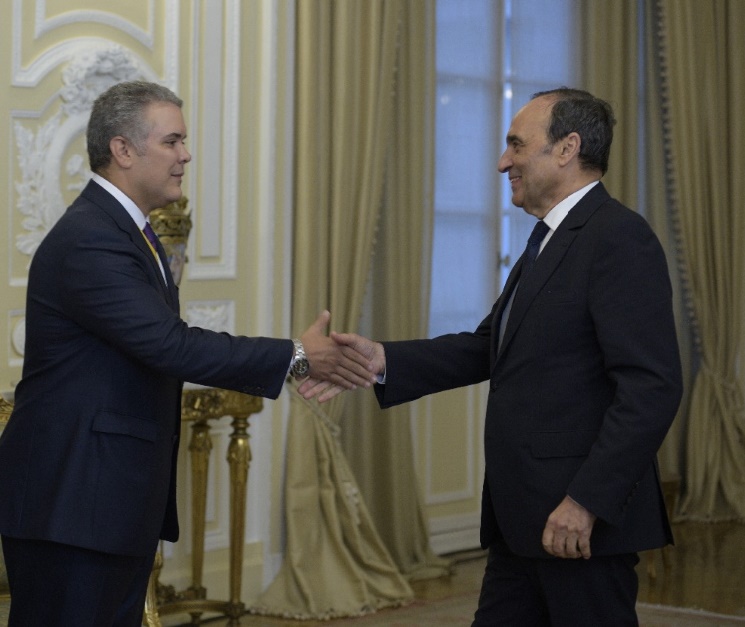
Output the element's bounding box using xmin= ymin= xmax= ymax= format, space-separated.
xmin=12 ymin=46 xmax=145 ymax=272
xmin=11 ymin=1 xmax=180 ymax=88
xmin=185 ymin=0 xmax=241 ymax=281
xmin=31 ymin=1 xmax=156 ymax=47
xmin=185 ymin=301 xmax=236 ymax=335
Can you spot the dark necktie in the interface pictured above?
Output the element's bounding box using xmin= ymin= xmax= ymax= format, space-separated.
xmin=143 ymin=222 xmax=168 ymax=285
xmin=143 ymin=222 xmax=160 ymax=252
xmin=497 ymin=220 xmax=550 ymax=350
xmin=522 ymin=220 xmax=550 ymax=275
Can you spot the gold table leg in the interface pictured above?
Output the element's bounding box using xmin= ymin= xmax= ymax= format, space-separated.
xmin=187 ymin=419 xmax=212 ymax=622
xmin=225 ymin=415 xmax=252 ymax=624
xmin=143 ymin=549 xmax=164 ymax=627
xmin=142 ymin=390 xmax=261 ymax=626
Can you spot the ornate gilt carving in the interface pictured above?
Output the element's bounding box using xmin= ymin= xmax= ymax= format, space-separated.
xmin=150 ymin=197 xmax=192 ymax=287
xmin=144 ymin=388 xmax=263 ymax=627
xmin=181 ymin=388 xmax=263 ymax=422
xmin=0 ymin=399 xmax=12 ymax=426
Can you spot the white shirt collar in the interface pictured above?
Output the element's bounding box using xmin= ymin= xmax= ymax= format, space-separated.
xmin=90 ymin=173 xmax=168 ymax=284
xmin=542 ymin=180 xmax=600 ymax=234
xmin=91 ymin=173 xmax=149 ymax=230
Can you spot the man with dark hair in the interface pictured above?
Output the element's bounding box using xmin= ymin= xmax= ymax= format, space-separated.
xmin=302 ymin=87 xmax=683 ymax=625
xmin=0 ymin=81 xmax=374 ymax=627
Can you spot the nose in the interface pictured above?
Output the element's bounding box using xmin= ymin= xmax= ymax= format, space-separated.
xmin=497 ymin=150 xmax=510 ymax=174
xmin=180 ymin=144 xmax=192 ymax=163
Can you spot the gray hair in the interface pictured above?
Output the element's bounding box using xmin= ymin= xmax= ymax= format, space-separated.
xmin=87 ymin=81 xmax=183 ymax=173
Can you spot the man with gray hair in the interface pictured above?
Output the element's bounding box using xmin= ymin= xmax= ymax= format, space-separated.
xmin=0 ymin=81 xmax=374 ymax=627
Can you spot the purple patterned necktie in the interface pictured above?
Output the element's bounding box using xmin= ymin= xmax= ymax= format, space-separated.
xmin=143 ymin=222 xmax=168 ymax=285
xmin=143 ymin=222 xmax=160 ymax=251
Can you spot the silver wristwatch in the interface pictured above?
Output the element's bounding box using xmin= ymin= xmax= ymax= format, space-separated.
xmin=290 ymin=338 xmax=310 ymax=379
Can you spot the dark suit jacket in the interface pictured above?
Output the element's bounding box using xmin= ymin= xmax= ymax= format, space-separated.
xmin=0 ymin=180 xmax=292 ymax=557
xmin=376 ymin=183 xmax=683 ymax=559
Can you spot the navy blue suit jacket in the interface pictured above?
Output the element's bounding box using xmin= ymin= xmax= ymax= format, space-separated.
xmin=375 ymin=183 xmax=683 ymax=559
xmin=0 ymin=180 xmax=292 ymax=557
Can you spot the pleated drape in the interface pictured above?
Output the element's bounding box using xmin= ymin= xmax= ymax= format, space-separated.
xmin=250 ymin=1 xmax=413 ymax=618
xmin=340 ymin=1 xmax=452 ymax=582
xmin=654 ymin=0 xmax=745 ymax=520
xmin=580 ymin=0 xmax=640 ymax=207
xmin=578 ymin=0 xmax=692 ymax=495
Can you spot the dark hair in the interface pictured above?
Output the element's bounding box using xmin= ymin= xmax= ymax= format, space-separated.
xmin=87 ymin=81 xmax=183 ymax=173
xmin=531 ymin=87 xmax=616 ymax=174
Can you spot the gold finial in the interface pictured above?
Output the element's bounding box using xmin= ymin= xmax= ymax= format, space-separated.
xmin=150 ymin=196 xmax=192 ymax=241
xmin=150 ymin=197 xmax=192 ymax=286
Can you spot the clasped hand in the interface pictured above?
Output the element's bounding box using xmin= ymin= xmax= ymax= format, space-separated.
xmin=297 ymin=328 xmax=385 ymax=402
xmin=298 ymin=312 xmax=381 ymax=392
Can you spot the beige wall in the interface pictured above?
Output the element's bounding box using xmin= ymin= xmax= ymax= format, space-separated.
xmin=0 ymin=0 xmax=483 ymax=616
xmin=413 ymin=386 xmax=486 ymax=555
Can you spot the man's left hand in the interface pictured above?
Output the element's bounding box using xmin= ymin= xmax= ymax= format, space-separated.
xmin=541 ymin=495 xmax=596 ymax=559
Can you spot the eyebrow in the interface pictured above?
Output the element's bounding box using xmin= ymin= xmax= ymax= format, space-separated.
xmin=506 ymin=134 xmax=523 ymax=144
xmin=163 ymin=132 xmax=186 ymax=141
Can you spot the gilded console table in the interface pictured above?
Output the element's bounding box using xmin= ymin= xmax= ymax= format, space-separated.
xmin=144 ymin=388 xmax=263 ymax=627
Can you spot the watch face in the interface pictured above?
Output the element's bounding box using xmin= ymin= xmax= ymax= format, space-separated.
xmin=293 ymin=359 xmax=309 ymax=377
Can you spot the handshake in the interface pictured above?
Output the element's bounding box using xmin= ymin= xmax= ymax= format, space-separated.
xmin=297 ymin=310 xmax=385 ymax=403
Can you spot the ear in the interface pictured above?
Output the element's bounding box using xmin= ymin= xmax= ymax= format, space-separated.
xmin=109 ymin=136 xmax=133 ymax=169
xmin=558 ymin=132 xmax=581 ymax=164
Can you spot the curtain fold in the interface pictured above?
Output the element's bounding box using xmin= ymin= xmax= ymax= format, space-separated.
xmin=578 ymin=0 xmax=691 ymax=488
xmin=580 ymin=0 xmax=639 ymax=207
xmin=340 ymin=0 xmax=452 ymax=582
xmin=251 ymin=0 xmax=414 ymax=618
xmin=654 ymin=0 xmax=745 ymax=520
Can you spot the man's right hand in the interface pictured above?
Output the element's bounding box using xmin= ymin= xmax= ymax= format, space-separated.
xmin=331 ymin=331 xmax=386 ymax=376
xmin=299 ymin=312 xmax=377 ymax=391
xmin=298 ymin=331 xmax=385 ymax=403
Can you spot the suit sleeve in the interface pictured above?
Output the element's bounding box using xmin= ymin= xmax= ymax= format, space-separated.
xmin=59 ymin=221 xmax=292 ymax=399
xmin=566 ymin=211 xmax=683 ymax=526
xmin=374 ymin=303 xmax=496 ymax=408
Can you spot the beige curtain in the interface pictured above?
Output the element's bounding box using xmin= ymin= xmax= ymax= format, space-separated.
xmin=251 ymin=1 xmax=413 ymax=618
xmin=654 ymin=0 xmax=745 ymax=521
xmin=579 ymin=0 xmax=691 ymax=488
xmin=580 ymin=0 xmax=639 ymax=207
xmin=340 ymin=1 xmax=452 ymax=582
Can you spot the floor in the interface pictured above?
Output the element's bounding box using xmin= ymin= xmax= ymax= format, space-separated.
xmin=169 ymin=521 xmax=745 ymax=626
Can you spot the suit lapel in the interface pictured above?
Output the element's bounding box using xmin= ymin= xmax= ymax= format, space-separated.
xmin=81 ymin=180 xmax=177 ymax=309
xmin=494 ymin=183 xmax=611 ymax=364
